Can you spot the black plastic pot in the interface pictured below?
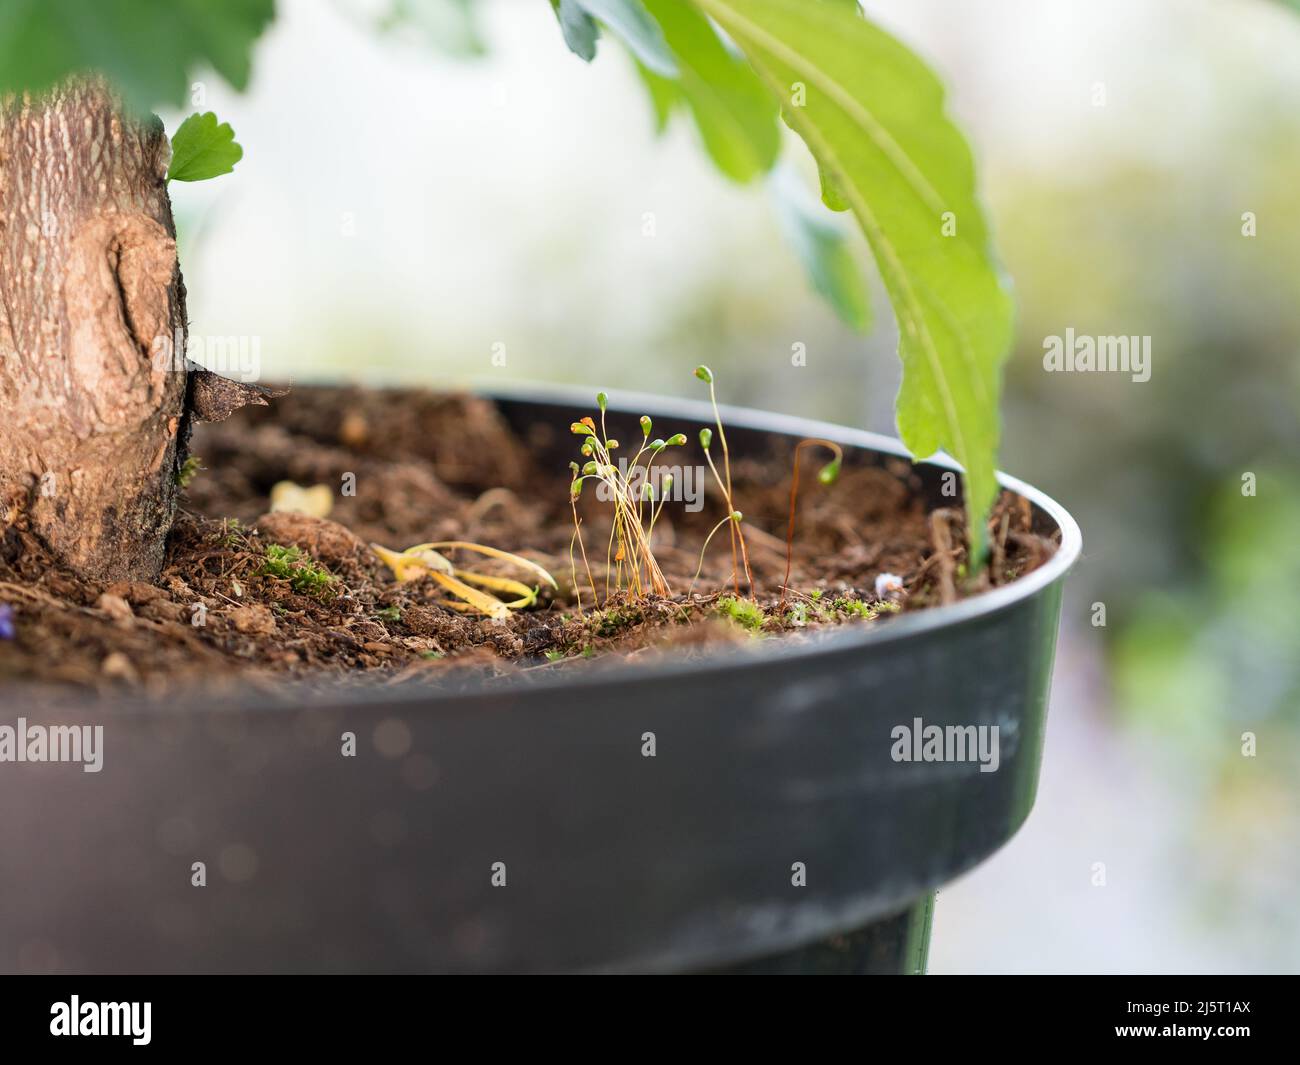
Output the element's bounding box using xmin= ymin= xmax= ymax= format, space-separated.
xmin=0 ymin=387 xmax=1080 ymax=974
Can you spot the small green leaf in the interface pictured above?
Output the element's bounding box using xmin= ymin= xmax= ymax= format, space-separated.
xmin=167 ymin=112 xmax=243 ymax=182
xmin=572 ymin=0 xmax=677 ymax=76
xmin=551 ymin=0 xmax=600 ymax=62
xmin=698 ymin=0 xmax=1015 ymax=563
xmin=769 ymin=165 xmax=870 ymax=331
xmin=639 ymin=0 xmax=778 ymax=183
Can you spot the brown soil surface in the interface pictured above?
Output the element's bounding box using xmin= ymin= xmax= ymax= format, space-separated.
xmin=0 ymin=386 xmax=1057 ymax=699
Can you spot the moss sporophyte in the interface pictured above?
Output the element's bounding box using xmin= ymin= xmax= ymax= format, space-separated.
xmin=570 ymin=371 xmax=759 ymax=612
xmin=694 ymin=366 xmax=754 ymax=598
xmin=780 ymin=438 xmax=843 ymax=613
xmin=567 ymin=394 xmax=686 ymax=611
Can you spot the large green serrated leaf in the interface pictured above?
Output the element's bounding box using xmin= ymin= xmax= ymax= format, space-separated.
xmin=640 ymin=0 xmax=778 ymax=183
xmin=0 ymin=0 xmax=275 ymax=113
xmin=167 ymin=112 xmax=243 ymax=182
xmin=696 ymin=0 xmax=1014 ymax=562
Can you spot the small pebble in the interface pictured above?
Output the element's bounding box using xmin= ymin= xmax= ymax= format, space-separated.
xmin=874 ymin=572 xmax=905 ymax=599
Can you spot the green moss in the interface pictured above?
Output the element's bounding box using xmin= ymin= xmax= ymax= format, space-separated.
xmin=260 ymin=544 xmax=335 ymax=597
xmin=175 ymin=455 xmax=203 ymax=488
xmin=592 ymin=605 xmax=643 ymax=637
xmin=717 ymin=595 xmax=764 ymax=632
xmin=832 ymin=596 xmax=876 ymax=619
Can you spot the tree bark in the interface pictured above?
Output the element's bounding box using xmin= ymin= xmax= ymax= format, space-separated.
xmin=0 ymin=79 xmax=190 ymax=581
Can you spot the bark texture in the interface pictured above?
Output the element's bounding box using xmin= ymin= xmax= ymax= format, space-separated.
xmin=0 ymin=79 xmax=188 ymax=581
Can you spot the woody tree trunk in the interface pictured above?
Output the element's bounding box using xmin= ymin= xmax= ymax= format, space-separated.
xmin=0 ymin=78 xmax=186 ymax=581
xmin=0 ymin=78 xmax=262 ymax=582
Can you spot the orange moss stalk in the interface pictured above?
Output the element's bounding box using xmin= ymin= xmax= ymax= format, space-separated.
xmin=694 ymin=366 xmax=754 ymax=597
xmin=779 ymin=439 xmax=843 ymax=614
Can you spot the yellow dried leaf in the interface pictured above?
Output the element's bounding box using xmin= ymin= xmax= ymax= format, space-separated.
xmin=426 ymin=570 xmax=510 ymax=620
xmin=425 ymin=541 xmax=558 ymax=589
xmin=370 ymin=543 xmax=450 ymax=582
xmin=457 ymin=571 xmax=537 ymax=608
xmin=270 ymin=481 xmax=333 ymax=518
xmin=370 ymin=539 xmax=547 ymax=616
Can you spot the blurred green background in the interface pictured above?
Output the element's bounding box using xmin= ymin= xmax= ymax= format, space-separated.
xmin=171 ymin=0 xmax=1300 ymax=972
